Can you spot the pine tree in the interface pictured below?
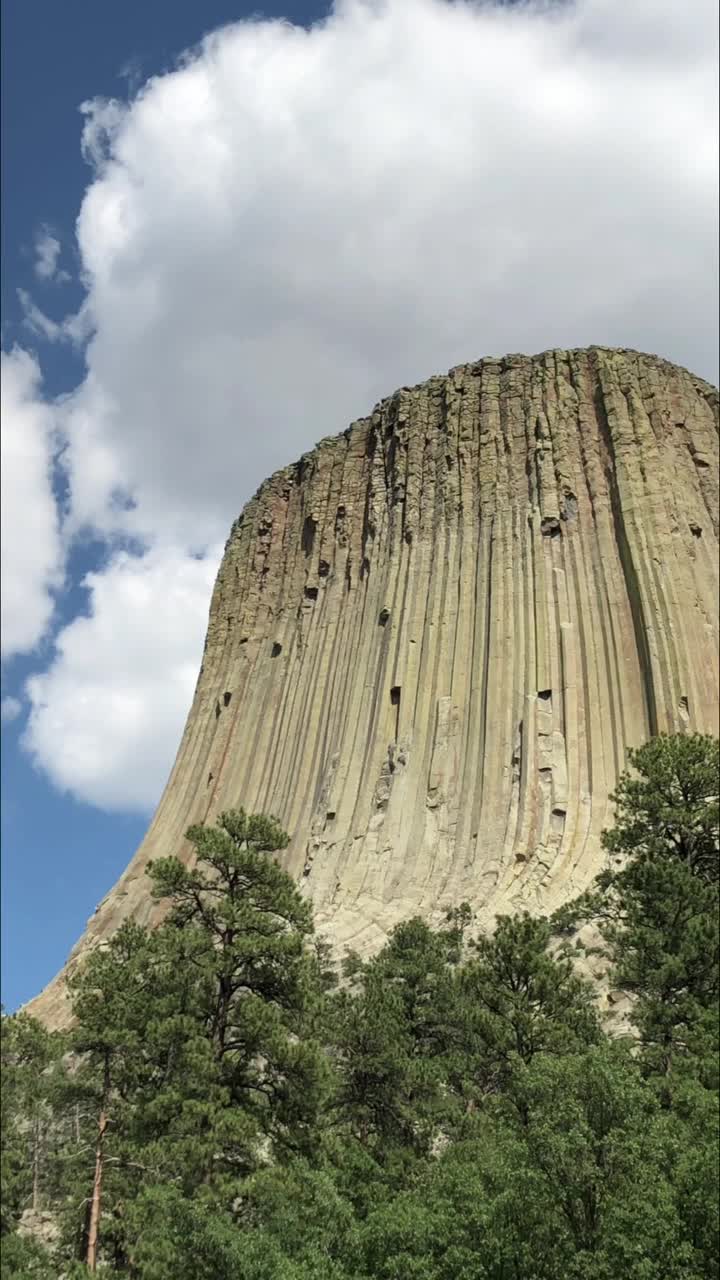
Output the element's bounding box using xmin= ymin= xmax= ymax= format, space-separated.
xmin=2 ymin=745 xmax=717 ymax=1278
xmin=0 ymin=1012 xmax=60 ymax=1233
xmin=555 ymin=734 xmax=720 ymax=1080
xmin=457 ymin=913 xmax=601 ymax=1105
xmin=147 ymin=809 xmax=330 ymax=1157
xmin=54 ymin=810 xmax=329 ymax=1273
xmin=332 ymin=915 xmax=465 ymax=1156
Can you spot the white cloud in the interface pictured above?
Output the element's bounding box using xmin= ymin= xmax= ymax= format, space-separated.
xmin=18 ymin=288 xmax=93 ymax=347
xmin=1 ymin=696 xmax=22 ymax=724
xmin=79 ymin=97 xmax=127 ymax=172
xmin=18 ymin=289 xmax=64 ymax=342
xmin=23 ymin=544 xmax=220 ymax=810
xmin=33 ymin=227 xmax=64 ymax=282
xmin=9 ymin=0 xmax=719 ymax=812
xmin=0 ymin=348 xmax=63 ymax=658
xmin=32 ymin=226 xmax=71 ymax=286
xmin=57 ymin=0 xmax=717 ymax=552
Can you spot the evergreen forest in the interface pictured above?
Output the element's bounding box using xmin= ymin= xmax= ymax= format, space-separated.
xmin=2 ymin=734 xmax=718 ymax=1279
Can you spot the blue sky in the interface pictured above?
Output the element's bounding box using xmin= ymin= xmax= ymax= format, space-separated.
xmin=1 ymin=0 xmax=717 ymax=1012
xmin=1 ymin=0 xmax=324 ymax=1010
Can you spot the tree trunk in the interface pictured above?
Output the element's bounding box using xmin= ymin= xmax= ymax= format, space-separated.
xmin=86 ymin=1059 xmax=110 ymax=1272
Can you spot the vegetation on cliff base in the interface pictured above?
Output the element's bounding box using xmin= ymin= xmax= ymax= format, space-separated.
xmin=1 ymin=734 xmax=718 ymax=1278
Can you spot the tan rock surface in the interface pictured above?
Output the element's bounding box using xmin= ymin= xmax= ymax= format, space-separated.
xmin=29 ymin=347 xmax=719 ymax=1028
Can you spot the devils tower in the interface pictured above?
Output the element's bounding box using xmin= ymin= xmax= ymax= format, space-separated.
xmin=30 ymin=347 xmax=719 ymax=1026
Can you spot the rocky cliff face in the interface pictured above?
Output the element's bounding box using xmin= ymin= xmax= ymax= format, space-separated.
xmin=30 ymin=348 xmax=719 ymax=1027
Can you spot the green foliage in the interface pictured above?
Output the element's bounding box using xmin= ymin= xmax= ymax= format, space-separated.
xmin=1 ymin=810 xmax=328 ymax=1272
xmin=333 ymin=916 xmax=464 ymax=1154
xmin=1 ymin=750 xmax=717 ymax=1278
xmin=457 ymin=913 xmax=601 ymax=1099
xmin=346 ymin=1043 xmax=711 ymax=1280
xmin=0 ymin=1230 xmax=56 ymax=1279
xmin=147 ymin=809 xmax=328 ymax=1153
xmin=556 ymin=734 xmax=719 ymax=1080
xmin=0 ymin=1011 xmax=62 ymax=1235
xmin=602 ymin=733 xmax=718 ymax=883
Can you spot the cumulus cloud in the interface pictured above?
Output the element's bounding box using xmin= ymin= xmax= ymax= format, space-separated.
xmin=23 ymin=545 xmax=221 ymax=810
xmin=56 ymin=0 xmax=717 ymax=553
xmin=0 ymin=348 xmax=63 ymax=657
xmin=18 ymin=288 xmax=92 ymax=346
xmin=33 ymin=227 xmax=65 ymax=282
xmin=10 ymin=0 xmax=719 ymax=812
xmin=1 ymin=696 xmax=22 ymax=724
xmin=18 ymin=289 xmax=65 ymax=342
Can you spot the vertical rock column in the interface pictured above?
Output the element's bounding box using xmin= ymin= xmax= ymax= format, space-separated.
xmin=30 ymin=347 xmax=719 ymax=1027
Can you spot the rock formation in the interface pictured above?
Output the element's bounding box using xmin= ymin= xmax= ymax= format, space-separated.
xmin=30 ymin=347 xmax=719 ymax=1027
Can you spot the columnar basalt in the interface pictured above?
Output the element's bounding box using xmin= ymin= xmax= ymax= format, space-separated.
xmin=31 ymin=348 xmax=719 ymax=1027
